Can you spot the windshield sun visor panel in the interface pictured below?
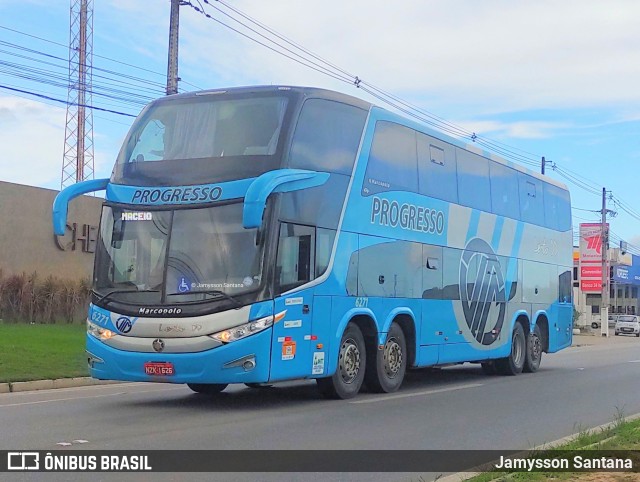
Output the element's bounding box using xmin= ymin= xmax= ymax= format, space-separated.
xmin=106 ymin=178 xmax=255 ymax=206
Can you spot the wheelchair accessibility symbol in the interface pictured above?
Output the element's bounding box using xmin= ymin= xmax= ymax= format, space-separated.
xmin=178 ymin=276 xmax=191 ymax=293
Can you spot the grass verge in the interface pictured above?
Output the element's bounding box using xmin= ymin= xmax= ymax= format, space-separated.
xmin=467 ymin=413 xmax=640 ymax=481
xmin=0 ymin=323 xmax=88 ymax=382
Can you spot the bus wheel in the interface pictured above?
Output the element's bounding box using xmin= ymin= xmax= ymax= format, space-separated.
xmin=523 ymin=325 xmax=543 ymax=373
xmin=187 ymin=383 xmax=228 ymax=394
xmin=496 ymin=322 xmax=526 ymax=376
xmin=317 ymin=323 xmax=366 ymax=399
xmin=365 ymin=322 xmax=407 ymax=393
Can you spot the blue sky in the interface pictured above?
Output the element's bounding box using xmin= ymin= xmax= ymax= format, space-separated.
xmin=1 ymin=0 xmax=639 ymax=246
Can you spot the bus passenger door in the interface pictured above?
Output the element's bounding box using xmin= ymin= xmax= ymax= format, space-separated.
xmin=269 ymin=223 xmax=315 ymax=381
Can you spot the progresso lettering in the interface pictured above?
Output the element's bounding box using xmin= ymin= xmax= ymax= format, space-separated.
xmin=370 ymin=196 xmax=445 ymax=235
xmin=130 ymin=186 xmax=223 ymax=204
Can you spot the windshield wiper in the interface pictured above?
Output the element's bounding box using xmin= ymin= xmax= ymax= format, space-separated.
xmin=167 ymin=290 xmax=243 ymax=308
xmin=93 ymin=288 xmax=160 ymax=305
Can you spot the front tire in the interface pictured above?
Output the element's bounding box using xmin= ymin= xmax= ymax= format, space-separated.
xmin=496 ymin=322 xmax=526 ymax=376
xmin=317 ymin=323 xmax=366 ymax=399
xmin=523 ymin=325 xmax=543 ymax=373
xmin=187 ymin=383 xmax=228 ymax=394
xmin=365 ymin=322 xmax=407 ymax=393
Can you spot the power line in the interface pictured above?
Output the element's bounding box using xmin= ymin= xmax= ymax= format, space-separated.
xmin=0 ymin=23 xmax=203 ymax=91
xmin=0 ymin=84 xmax=136 ymax=117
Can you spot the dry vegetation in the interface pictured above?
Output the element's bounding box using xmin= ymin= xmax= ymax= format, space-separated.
xmin=0 ymin=269 xmax=90 ymax=324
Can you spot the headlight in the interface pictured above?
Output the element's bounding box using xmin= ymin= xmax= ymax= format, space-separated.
xmin=87 ymin=320 xmax=116 ymax=341
xmin=210 ymin=311 xmax=286 ymax=344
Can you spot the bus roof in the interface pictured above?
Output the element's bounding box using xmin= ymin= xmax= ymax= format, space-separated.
xmin=159 ymin=85 xmax=568 ymax=192
xmin=162 ymin=85 xmax=372 ymax=110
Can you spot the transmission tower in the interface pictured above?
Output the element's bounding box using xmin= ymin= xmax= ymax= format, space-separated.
xmin=61 ymin=0 xmax=94 ymax=189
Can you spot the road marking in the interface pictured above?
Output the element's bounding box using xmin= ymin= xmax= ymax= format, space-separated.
xmin=0 ymin=386 xmax=184 ymax=408
xmin=0 ymin=382 xmax=150 ymax=397
xmin=0 ymin=392 xmax=127 ymax=407
xmin=628 ymin=360 xmax=640 ymax=363
xmin=56 ymin=442 xmax=72 ymax=447
xmin=349 ymin=383 xmax=483 ymax=404
xmin=73 ymin=440 xmax=89 ymax=444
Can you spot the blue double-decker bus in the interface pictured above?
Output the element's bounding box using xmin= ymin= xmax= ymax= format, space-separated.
xmin=53 ymin=86 xmax=573 ymax=399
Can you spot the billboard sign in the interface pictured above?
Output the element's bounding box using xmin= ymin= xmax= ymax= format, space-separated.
xmin=612 ymin=254 xmax=640 ymax=285
xmin=579 ymin=223 xmax=607 ymax=293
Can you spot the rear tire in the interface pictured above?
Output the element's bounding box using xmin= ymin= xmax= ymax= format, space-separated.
xmin=523 ymin=325 xmax=543 ymax=373
xmin=591 ymin=322 xmax=599 ymax=329
xmin=187 ymin=383 xmax=228 ymax=394
xmin=317 ymin=323 xmax=366 ymax=399
xmin=365 ymin=322 xmax=407 ymax=393
xmin=496 ymin=322 xmax=526 ymax=376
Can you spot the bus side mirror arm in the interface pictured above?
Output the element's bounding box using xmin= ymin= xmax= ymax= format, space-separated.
xmin=243 ymin=169 xmax=330 ymax=229
xmin=53 ymin=178 xmax=110 ymax=235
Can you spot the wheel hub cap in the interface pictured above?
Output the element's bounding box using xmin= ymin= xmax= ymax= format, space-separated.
xmin=339 ymin=338 xmax=360 ymax=384
xmin=384 ymin=338 xmax=403 ymax=378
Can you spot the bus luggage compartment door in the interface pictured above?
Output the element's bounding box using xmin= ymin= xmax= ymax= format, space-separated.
xmin=269 ymin=292 xmax=313 ymax=382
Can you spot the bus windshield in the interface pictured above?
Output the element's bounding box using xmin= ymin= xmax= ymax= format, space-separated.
xmin=112 ymin=94 xmax=289 ymax=186
xmin=94 ymin=203 xmax=264 ymax=306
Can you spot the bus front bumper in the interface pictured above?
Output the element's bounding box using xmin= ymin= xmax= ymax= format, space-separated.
xmin=85 ymin=328 xmax=272 ymax=384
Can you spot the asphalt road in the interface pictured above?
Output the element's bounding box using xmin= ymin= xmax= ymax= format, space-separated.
xmin=1 ymin=334 xmax=640 ymax=481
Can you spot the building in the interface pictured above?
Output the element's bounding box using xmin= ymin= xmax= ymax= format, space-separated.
xmin=572 ymin=247 xmax=639 ymax=328
xmin=0 ymin=180 xmax=102 ymax=280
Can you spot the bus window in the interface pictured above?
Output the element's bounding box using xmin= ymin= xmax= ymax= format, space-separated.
xmin=362 ymin=121 xmax=418 ymax=196
xmin=544 ymin=183 xmax=571 ymax=231
xmin=456 ymin=149 xmax=491 ymax=213
xmin=442 ymin=247 xmax=463 ymax=300
xmin=559 ymin=268 xmax=572 ymax=303
xmin=422 ymin=244 xmax=443 ymax=299
xmin=417 ymin=133 xmax=458 ymax=203
xmin=490 ymin=162 xmax=520 ymax=220
xmin=276 ymin=223 xmax=315 ymax=294
xmin=355 ymin=239 xmax=422 ymax=298
xmin=289 ymin=99 xmax=367 ymax=175
xmin=316 ymin=228 xmax=336 ymax=277
xmin=518 ymin=173 xmax=545 ymax=226
xmin=129 ymin=120 xmax=165 ymax=162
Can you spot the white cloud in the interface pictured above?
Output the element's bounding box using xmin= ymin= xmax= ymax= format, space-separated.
xmin=453 ymin=120 xmax=569 ymax=139
xmin=175 ymin=0 xmax=640 ymax=113
xmin=0 ymin=97 xmax=66 ymax=187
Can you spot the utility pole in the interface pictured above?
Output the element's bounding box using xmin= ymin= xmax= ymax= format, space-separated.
xmin=541 ymin=156 xmax=546 ymax=175
xmin=601 ymin=187 xmax=609 ymax=337
xmin=166 ymin=0 xmax=181 ymax=95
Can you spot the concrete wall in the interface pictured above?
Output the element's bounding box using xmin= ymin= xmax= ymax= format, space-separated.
xmin=0 ymin=181 xmax=103 ymax=280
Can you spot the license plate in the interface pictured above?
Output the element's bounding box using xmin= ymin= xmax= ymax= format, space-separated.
xmin=144 ymin=362 xmax=175 ymax=376
xmin=622 ymin=328 xmax=633 ymax=333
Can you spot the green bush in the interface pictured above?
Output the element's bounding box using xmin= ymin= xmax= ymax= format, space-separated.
xmin=0 ymin=269 xmax=90 ymax=324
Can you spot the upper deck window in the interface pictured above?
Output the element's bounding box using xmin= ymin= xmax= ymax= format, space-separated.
xmin=363 ymin=121 xmax=418 ymax=196
xmin=289 ymin=99 xmax=367 ymax=175
xmin=112 ymin=94 xmax=290 ymax=186
xmin=126 ymin=97 xmax=287 ymax=161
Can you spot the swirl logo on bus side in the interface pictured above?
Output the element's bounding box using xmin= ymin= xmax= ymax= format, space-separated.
xmin=459 ymin=238 xmax=506 ymax=346
xmin=370 ymin=196 xmax=445 ymax=235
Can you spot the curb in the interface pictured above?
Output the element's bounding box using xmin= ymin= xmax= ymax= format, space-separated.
xmin=434 ymin=412 xmax=640 ymax=482
xmin=1 ymin=377 xmax=121 ymax=393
